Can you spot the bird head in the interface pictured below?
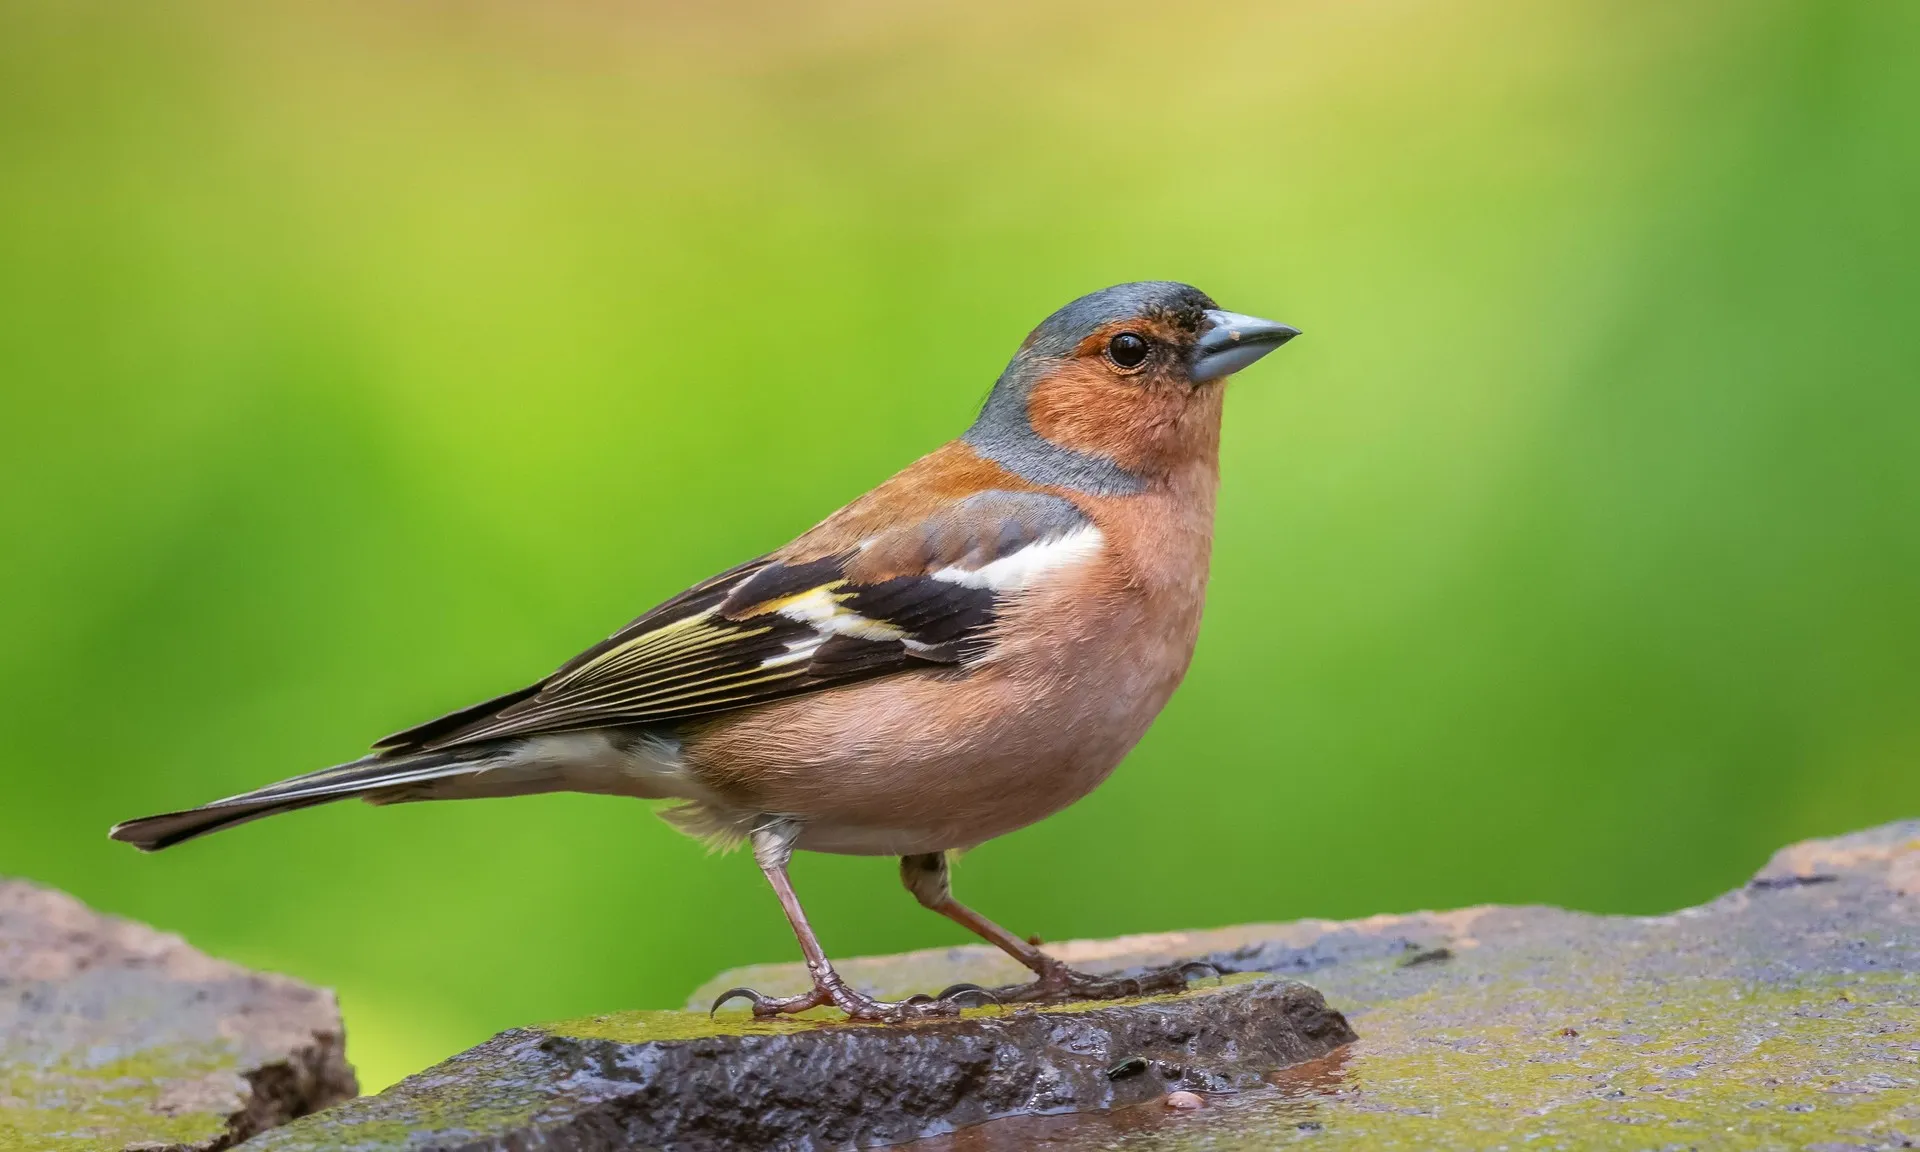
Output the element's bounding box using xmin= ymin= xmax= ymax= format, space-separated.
xmin=964 ymin=281 xmax=1297 ymax=494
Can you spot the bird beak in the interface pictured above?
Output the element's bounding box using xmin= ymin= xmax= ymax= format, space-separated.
xmin=1191 ymin=310 xmax=1300 ymax=382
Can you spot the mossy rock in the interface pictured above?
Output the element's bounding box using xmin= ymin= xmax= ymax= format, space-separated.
xmin=243 ymin=976 xmax=1353 ymax=1150
xmin=694 ymin=821 xmax=1920 ymax=1149
xmin=0 ymin=879 xmax=355 ymax=1151
xmin=253 ymin=822 xmax=1919 ymax=1150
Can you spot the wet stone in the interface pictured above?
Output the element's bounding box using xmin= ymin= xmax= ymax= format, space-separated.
xmin=246 ymin=820 xmax=1920 ymax=1150
xmin=708 ymin=821 xmax=1920 ymax=1150
xmin=0 ymin=877 xmax=356 ymax=1151
xmin=243 ymin=978 xmax=1353 ymax=1151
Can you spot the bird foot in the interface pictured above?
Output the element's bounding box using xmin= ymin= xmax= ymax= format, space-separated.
xmin=710 ymin=974 xmax=995 ymax=1022
xmin=990 ymin=960 xmax=1218 ymax=1004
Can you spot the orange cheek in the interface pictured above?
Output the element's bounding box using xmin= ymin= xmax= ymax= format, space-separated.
xmin=1026 ymin=363 xmax=1183 ymax=470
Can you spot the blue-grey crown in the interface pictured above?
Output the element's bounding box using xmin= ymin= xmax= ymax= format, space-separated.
xmin=962 ymin=282 xmax=1216 ymax=496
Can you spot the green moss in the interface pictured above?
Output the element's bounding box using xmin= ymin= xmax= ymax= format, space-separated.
xmin=0 ymin=1042 xmax=238 ymax=1151
xmin=910 ymin=968 xmax=1919 ymax=1150
xmin=1097 ymin=972 xmax=1920 ymax=1151
xmin=548 ymin=973 xmax=1261 ymax=1044
xmin=549 ymin=1006 xmax=845 ymax=1043
xmin=243 ymin=1083 xmax=545 ymax=1152
xmin=239 ymin=1046 xmax=550 ymax=1151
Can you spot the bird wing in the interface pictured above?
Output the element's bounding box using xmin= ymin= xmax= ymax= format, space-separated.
xmin=375 ymin=489 xmax=1100 ymax=753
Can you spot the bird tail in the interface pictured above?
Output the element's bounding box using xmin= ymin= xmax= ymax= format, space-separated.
xmin=108 ymin=748 xmax=484 ymax=852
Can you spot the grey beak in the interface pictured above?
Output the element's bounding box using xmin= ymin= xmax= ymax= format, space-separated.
xmin=1191 ymin=309 xmax=1300 ymax=382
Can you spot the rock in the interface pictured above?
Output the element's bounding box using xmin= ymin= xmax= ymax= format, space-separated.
xmin=246 ymin=820 xmax=1920 ymax=1150
xmin=243 ymin=977 xmax=1353 ymax=1151
xmin=696 ymin=821 xmax=1920 ymax=1148
xmin=0 ymin=878 xmax=356 ymax=1151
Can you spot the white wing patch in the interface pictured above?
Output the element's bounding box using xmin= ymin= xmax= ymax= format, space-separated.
xmin=770 ymin=587 xmax=908 ymax=640
xmin=753 ymin=586 xmax=913 ymax=670
xmin=930 ymin=524 xmax=1105 ymax=591
xmin=760 ymin=636 xmax=825 ymax=668
xmin=749 ymin=520 xmax=1103 ymax=672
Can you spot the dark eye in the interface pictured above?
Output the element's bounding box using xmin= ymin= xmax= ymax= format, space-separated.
xmin=1106 ymin=332 xmax=1149 ymax=368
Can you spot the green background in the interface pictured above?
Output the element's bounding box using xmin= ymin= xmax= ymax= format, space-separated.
xmin=2 ymin=0 xmax=1915 ymax=1091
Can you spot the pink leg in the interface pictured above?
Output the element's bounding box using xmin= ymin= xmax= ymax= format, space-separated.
xmin=899 ymin=852 xmax=1213 ymax=1004
xmin=711 ymin=822 xmax=983 ymax=1021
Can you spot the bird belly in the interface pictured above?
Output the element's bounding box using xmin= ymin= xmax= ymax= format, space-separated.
xmin=677 ymin=580 xmax=1203 ymax=857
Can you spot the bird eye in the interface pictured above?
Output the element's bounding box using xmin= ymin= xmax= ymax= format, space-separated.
xmin=1106 ymin=332 xmax=1149 ymax=369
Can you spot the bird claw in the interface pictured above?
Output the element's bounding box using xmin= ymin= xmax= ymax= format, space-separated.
xmin=935 ymin=981 xmax=999 ymax=1006
xmin=709 ymin=985 xmax=819 ymax=1018
xmin=989 ymin=960 xmax=1216 ymax=1005
xmin=709 ymin=977 xmax=967 ymax=1022
xmin=709 ymin=986 xmax=754 ymax=1016
xmin=712 ymin=962 xmax=1207 ymax=1016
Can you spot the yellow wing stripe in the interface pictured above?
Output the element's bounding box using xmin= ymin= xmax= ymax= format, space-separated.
xmin=546 ymin=613 xmax=765 ymax=691
xmin=587 ymin=621 xmax=756 ymax=685
xmin=548 ymin=578 xmax=866 ymax=694
xmin=535 ymin=645 xmax=797 ymax=715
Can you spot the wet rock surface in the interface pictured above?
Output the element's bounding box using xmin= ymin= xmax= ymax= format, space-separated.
xmin=243 ymin=977 xmax=1352 ymax=1151
xmin=692 ymin=822 xmax=1920 ymax=1150
xmin=243 ymin=819 xmax=1919 ymax=1150
xmin=0 ymin=877 xmax=356 ymax=1151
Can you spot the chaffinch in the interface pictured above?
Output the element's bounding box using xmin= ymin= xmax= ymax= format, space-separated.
xmin=112 ymin=281 xmax=1298 ymax=1021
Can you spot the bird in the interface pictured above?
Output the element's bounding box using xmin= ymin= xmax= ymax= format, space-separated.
xmin=111 ymin=281 xmax=1298 ymax=1021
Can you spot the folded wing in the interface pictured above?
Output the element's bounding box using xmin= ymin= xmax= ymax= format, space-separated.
xmin=377 ymin=490 xmax=1101 ymax=754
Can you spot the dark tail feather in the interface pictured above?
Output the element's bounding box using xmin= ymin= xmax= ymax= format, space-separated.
xmin=110 ymin=793 xmax=348 ymax=852
xmin=109 ymin=749 xmax=481 ymax=852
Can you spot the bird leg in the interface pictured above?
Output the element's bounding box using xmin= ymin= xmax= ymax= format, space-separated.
xmin=711 ymin=821 xmax=983 ymax=1021
xmin=899 ymin=852 xmax=1213 ymax=1004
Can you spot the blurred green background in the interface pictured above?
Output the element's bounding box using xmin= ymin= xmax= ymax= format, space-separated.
xmin=3 ymin=0 xmax=1916 ymax=1091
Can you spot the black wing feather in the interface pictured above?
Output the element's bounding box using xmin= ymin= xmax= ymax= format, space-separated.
xmin=380 ymin=490 xmax=1090 ymax=754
